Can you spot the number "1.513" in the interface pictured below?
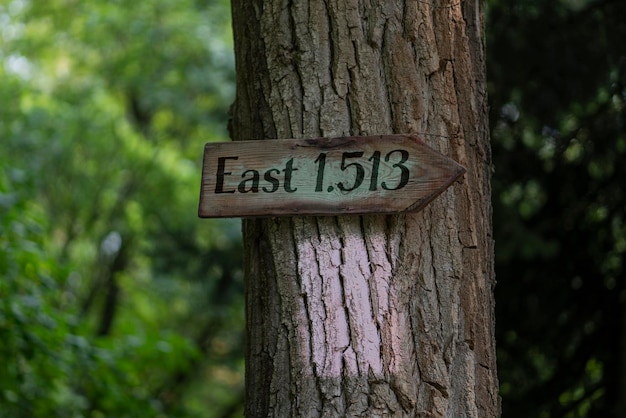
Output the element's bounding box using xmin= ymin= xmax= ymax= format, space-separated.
xmin=314 ymin=149 xmax=410 ymax=193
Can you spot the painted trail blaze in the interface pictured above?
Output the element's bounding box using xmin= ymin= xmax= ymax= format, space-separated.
xmin=198 ymin=134 xmax=466 ymax=218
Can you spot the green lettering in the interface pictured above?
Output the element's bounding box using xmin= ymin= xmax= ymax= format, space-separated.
xmin=282 ymin=158 xmax=298 ymax=193
xmin=238 ymin=169 xmax=260 ymax=193
xmin=215 ymin=156 xmax=237 ymax=194
xmin=263 ymin=168 xmax=280 ymax=193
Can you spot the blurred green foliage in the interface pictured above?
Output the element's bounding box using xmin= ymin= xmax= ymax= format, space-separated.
xmin=0 ymin=0 xmax=243 ymax=417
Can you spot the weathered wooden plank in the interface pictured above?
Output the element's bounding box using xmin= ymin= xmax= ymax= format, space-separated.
xmin=198 ymin=134 xmax=465 ymax=218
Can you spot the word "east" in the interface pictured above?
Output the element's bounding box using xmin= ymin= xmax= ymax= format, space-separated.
xmin=214 ymin=157 xmax=298 ymax=194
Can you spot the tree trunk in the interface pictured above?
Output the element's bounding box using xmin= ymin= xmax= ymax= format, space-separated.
xmin=230 ymin=0 xmax=498 ymax=416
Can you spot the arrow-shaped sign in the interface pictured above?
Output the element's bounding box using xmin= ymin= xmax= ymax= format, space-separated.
xmin=198 ymin=134 xmax=465 ymax=218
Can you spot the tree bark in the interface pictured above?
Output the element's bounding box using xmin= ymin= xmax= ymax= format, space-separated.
xmin=230 ymin=0 xmax=498 ymax=416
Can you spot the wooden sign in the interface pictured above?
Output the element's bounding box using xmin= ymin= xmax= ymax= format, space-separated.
xmin=198 ymin=134 xmax=465 ymax=218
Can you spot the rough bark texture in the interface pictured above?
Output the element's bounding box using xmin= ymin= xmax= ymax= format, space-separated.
xmin=229 ymin=0 xmax=498 ymax=416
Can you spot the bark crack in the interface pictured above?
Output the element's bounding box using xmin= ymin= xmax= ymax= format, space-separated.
xmin=290 ymin=218 xmax=324 ymax=411
xmin=425 ymin=380 xmax=450 ymax=399
xmin=323 ymin=0 xmax=337 ymax=98
xmin=287 ymin=0 xmax=306 ymax=137
xmin=336 ymin=224 xmax=353 ymax=351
